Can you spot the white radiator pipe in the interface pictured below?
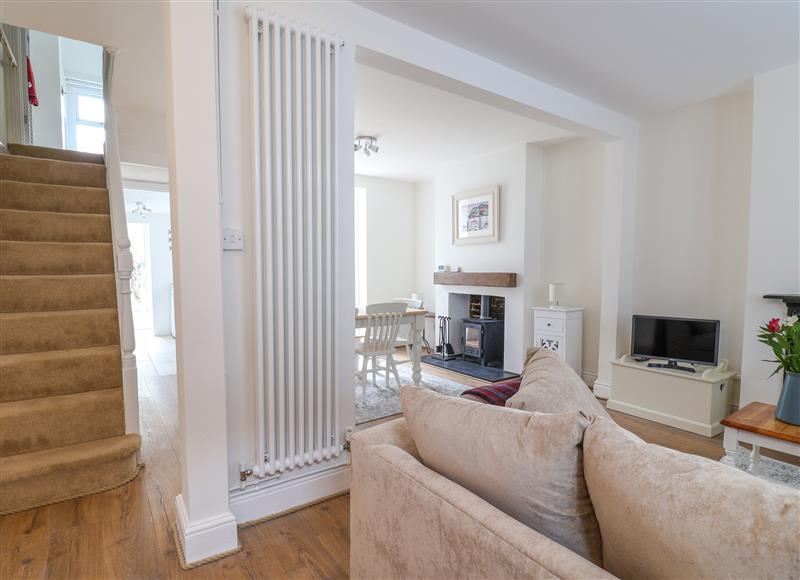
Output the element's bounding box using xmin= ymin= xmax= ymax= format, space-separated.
xmin=284 ymin=17 xmax=297 ymax=472
xmin=323 ymin=37 xmax=334 ymax=461
xmin=314 ymin=33 xmax=324 ymax=463
xmin=303 ymin=26 xmax=314 ymax=466
xmin=262 ymin=19 xmax=277 ymax=477
xmin=248 ymin=11 xmax=266 ymax=478
xmin=332 ymin=37 xmax=341 ymax=455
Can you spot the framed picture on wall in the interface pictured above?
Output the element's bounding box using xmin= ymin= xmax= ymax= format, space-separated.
xmin=452 ymin=185 xmax=500 ymax=245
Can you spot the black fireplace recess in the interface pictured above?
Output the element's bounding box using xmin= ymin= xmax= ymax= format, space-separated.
xmin=764 ymin=294 xmax=800 ymax=316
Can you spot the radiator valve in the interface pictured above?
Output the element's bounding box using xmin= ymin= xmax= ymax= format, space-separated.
xmin=239 ymin=462 xmax=254 ymax=490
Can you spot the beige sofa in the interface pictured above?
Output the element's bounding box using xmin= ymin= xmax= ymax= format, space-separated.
xmin=350 ymin=349 xmax=800 ymax=579
xmin=350 ymin=418 xmax=613 ymax=579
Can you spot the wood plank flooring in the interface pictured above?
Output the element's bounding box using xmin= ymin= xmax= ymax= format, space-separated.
xmin=1 ymin=341 xmax=795 ymax=579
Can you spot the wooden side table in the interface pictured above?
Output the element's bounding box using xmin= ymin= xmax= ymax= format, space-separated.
xmin=720 ymin=402 xmax=800 ymax=474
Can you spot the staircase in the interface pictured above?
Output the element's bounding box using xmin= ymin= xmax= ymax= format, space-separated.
xmin=0 ymin=143 xmax=141 ymax=515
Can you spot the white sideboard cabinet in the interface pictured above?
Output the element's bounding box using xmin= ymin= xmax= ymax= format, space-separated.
xmin=532 ymin=307 xmax=582 ymax=376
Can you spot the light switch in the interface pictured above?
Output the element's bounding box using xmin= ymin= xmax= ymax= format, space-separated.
xmin=222 ymin=228 xmax=244 ymax=251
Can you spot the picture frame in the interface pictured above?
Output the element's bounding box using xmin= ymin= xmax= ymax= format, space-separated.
xmin=452 ymin=185 xmax=499 ymax=245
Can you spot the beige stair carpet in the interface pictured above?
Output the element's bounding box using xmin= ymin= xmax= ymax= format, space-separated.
xmin=0 ymin=144 xmax=140 ymax=515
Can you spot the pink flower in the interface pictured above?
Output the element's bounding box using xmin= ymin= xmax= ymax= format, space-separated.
xmin=767 ymin=318 xmax=781 ymax=333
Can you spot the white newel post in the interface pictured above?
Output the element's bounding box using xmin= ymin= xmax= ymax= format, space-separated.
xmin=163 ymin=0 xmax=239 ymax=565
xmin=102 ymin=49 xmax=139 ymax=436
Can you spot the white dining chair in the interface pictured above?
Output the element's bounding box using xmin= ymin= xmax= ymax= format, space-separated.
xmin=356 ymin=309 xmax=404 ymax=395
xmin=367 ymin=301 xmax=411 ymax=360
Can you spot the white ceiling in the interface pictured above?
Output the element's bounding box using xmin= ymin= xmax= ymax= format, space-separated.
xmin=3 ymin=1 xmax=165 ymax=114
xmin=355 ymin=1 xmax=799 ymax=117
xmin=355 ymin=64 xmax=571 ymax=182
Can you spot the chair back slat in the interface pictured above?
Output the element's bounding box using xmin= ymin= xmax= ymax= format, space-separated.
xmin=362 ymin=311 xmax=403 ymax=354
xmin=366 ymin=302 xmax=407 ymax=314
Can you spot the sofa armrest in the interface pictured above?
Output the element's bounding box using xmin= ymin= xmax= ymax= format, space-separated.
xmin=351 ymin=440 xmax=614 ymax=580
xmin=350 ymin=418 xmax=420 ymax=460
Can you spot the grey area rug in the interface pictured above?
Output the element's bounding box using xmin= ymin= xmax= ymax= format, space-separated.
xmin=720 ymin=450 xmax=800 ymax=489
xmin=355 ymin=363 xmax=470 ymax=424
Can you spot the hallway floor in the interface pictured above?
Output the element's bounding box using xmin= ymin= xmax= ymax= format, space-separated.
xmin=2 ymin=344 xmax=797 ymax=578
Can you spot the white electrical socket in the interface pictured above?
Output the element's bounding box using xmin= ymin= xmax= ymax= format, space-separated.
xmin=222 ymin=228 xmax=244 ymax=251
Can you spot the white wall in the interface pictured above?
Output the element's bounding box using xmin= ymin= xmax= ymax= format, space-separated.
xmin=116 ymin=108 xmax=169 ymax=167
xmin=632 ymin=91 xmax=753 ymax=403
xmin=59 ymin=37 xmax=102 ymax=85
xmin=433 ymin=144 xmax=532 ymax=372
xmin=28 ymin=30 xmax=62 ymax=148
xmin=541 ymin=138 xmax=605 ymax=381
xmin=354 ymin=174 xmax=417 ymax=305
xmin=740 ymin=63 xmax=800 ymax=406
xmin=428 ymin=140 xmax=609 ymax=376
xmin=414 ymin=180 xmax=436 ymax=310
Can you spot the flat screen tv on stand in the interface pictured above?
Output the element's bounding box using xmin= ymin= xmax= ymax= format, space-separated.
xmin=631 ymin=315 xmax=720 ymax=374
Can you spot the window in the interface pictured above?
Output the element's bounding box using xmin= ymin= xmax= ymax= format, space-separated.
xmin=63 ymin=79 xmax=105 ymax=154
xmin=354 ymin=187 xmax=367 ymax=310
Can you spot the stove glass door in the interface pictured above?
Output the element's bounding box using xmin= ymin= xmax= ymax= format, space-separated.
xmin=464 ymin=324 xmax=482 ymax=356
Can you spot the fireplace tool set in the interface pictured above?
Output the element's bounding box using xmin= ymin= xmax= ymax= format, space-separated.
xmin=434 ymin=315 xmax=459 ymax=360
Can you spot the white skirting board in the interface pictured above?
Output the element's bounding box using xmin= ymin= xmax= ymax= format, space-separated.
xmin=607 ymin=399 xmax=722 ymax=437
xmin=174 ymin=494 xmax=239 ymax=565
xmin=581 ymin=369 xmax=598 ymax=387
xmin=592 ymin=378 xmax=611 ymax=400
xmin=229 ymin=456 xmax=351 ymax=524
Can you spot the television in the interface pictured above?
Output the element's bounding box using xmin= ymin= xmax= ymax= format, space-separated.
xmin=631 ymin=315 xmax=720 ymax=372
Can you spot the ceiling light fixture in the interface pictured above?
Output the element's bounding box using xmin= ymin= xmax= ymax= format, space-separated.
xmin=130 ymin=201 xmax=152 ymax=218
xmin=354 ymin=135 xmax=379 ymax=157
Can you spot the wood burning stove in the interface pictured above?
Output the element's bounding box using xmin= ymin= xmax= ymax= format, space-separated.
xmin=462 ymin=318 xmax=504 ymax=368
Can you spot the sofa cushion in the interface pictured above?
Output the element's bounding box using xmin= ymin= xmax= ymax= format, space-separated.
xmin=584 ymin=417 xmax=800 ymax=579
xmin=506 ymin=347 xmax=610 ymax=419
xmin=400 ymin=386 xmax=603 ymax=566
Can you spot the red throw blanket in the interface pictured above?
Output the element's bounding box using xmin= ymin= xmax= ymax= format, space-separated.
xmin=461 ymin=378 xmax=522 ymax=406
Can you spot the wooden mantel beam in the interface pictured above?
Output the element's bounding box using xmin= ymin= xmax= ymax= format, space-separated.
xmin=433 ymin=272 xmax=517 ymax=288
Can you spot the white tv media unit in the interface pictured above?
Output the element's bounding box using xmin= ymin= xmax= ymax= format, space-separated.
xmin=608 ymin=355 xmax=736 ymax=437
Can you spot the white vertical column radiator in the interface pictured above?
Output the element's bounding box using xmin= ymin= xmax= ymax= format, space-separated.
xmin=247 ymin=9 xmax=343 ymax=477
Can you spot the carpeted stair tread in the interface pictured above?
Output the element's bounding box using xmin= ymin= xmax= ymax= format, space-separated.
xmin=1 ymin=433 xmax=139 ymax=481
xmin=7 ymin=143 xmax=105 ymax=165
xmin=0 ymin=388 xmax=125 ymax=456
xmin=0 ymin=345 xmax=122 ymax=402
xmin=0 ymin=154 xmax=106 ymax=188
xmin=0 ymin=180 xmax=110 ymax=214
xmin=0 ymin=433 xmax=141 ymax=515
xmin=0 ymin=208 xmax=112 ymax=243
xmin=0 ymin=274 xmax=117 ymax=313
xmin=0 ymin=308 xmax=120 ymax=355
xmin=0 ymin=240 xmax=114 ymax=275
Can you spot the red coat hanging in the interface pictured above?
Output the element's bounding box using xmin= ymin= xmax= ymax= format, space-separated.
xmin=27 ymin=56 xmax=38 ymax=106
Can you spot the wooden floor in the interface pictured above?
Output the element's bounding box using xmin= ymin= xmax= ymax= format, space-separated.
xmin=1 ymin=343 xmax=796 ymax=579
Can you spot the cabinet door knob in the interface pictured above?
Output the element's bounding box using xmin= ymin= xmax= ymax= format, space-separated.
xmin=547 ymin=322 xmax=551 ymax=327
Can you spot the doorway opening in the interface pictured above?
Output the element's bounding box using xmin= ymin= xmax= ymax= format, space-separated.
xmin=124 ymin=186 xmax=176 ymax=380
xmin=352 ymin=56 xmax=579 ymax=425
